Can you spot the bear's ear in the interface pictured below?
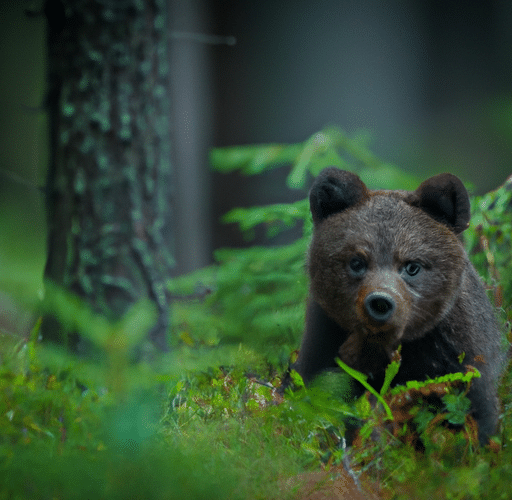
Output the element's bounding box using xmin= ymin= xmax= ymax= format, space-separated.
xmin=406 ymin=173 xmax=470 ymax=234
xmin=309 ymin=167 xmax=369 ymax=224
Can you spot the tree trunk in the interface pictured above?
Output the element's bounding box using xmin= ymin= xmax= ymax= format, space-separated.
xmin=43 ymin=0 xmax=173 ymax=351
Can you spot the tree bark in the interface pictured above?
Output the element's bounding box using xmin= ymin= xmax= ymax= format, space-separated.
xmin=44 ymin=0 xmax=173 ymax=351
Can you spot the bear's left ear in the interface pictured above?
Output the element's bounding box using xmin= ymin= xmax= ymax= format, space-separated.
xmin=406 ymin=173 xmax=470 ymax=234
xmin=309 ymin=167 xmax=369 ymax=224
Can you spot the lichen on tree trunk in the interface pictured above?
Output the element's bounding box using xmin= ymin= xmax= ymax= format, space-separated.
xmin=44 ymin=0 xmax=173 ymax=350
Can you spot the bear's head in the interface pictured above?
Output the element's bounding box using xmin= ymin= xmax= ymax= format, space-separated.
xmin=307 ymin=167 xmax=471 ymax=363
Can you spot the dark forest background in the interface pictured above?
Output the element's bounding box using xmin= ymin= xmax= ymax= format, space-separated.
xmin=1 ymin=0 xmax=512 ymax=292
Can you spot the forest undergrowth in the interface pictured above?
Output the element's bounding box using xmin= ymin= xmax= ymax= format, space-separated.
xmin=1 ymin=127 xmax=512 ymax=499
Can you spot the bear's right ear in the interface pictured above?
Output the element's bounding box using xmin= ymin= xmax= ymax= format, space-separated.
xmin=406 ymin=173 xmax=471 ymax=234
xmin=309 ymin=167 xmax=369 ymax=224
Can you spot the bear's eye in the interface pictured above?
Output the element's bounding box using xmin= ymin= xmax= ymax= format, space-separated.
xmin=404 ymin=262 xmax=421 ymax=276
xmin=349 ymin=256 xmax=367 ymax=277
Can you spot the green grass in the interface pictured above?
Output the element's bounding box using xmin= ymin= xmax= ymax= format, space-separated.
xmin=1 ymin=323 xmax=511 ymax=499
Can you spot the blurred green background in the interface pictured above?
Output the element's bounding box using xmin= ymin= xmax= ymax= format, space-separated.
xmin=1 ymin=0 xmax=512 ymax=310
xmin=0 ymin=1 xmax=46 ymax=325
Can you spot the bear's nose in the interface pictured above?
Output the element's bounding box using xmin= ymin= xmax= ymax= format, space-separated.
xmin=364 ymin=292 xmax=395 ymax=322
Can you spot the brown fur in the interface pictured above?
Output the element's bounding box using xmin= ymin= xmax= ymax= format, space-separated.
xmin=293 ymin=167 xmax=505 ymax=444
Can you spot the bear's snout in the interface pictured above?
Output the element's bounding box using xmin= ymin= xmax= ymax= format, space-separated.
xmin=364 ymin=291 xmax=395 ymax=323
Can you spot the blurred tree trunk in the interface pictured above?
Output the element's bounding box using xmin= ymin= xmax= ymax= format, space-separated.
xmin=43 ymin=0 xmax=173 ymax=351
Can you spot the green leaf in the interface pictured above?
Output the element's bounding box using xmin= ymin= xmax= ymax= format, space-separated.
xmin=42 ymin=281 xmax=112 ymax=347
xmin=221 ymin=200 xmax=309 ymax=238
xmin=380 ymin=347 xmax=401 ymax=396
xmin=210 ymin=144 xmax=300 ymax=175
xmin=389 ymin=368 xmax=481 ymax=396
xmin=335 ymin=358 xmax=393 ymax=421
xmin=443 ymin=393 xmax=471 ymax=426
xmin=286 ymin=131 xmax=332 ymax=189
xmin=289 ymin=369 xmax=305 ymax=389
xmin=116 ymin=300 xmax=157 ymax=350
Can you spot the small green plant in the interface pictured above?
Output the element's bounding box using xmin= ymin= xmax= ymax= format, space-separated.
xmin=466 ymin=175 xmax=512 ymax=316
xmin=336 ymin=357 xmax=394 ymax=421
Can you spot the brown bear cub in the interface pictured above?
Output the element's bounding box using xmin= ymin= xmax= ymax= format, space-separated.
xmin=293 ymin=167 xmax=504 ymax=444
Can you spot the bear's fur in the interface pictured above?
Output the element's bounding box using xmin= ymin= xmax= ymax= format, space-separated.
xmin=293 ymin=167 xmax=505 ymax=444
